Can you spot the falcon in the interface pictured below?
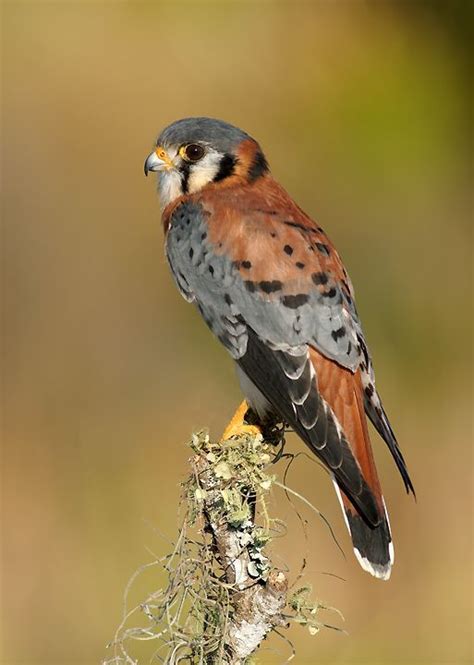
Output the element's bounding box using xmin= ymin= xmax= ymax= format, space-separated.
xmin=144 ymin=117 xmax=414 ymax=580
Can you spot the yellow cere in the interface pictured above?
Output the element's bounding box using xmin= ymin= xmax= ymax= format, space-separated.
xmin=155 ymin=146 xmax=173 ymax=168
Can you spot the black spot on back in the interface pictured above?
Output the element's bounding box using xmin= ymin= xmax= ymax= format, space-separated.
xmin=259 ymin=280 xmax=283 ymax=294
xmin=241 ymin=260 xmax=252 ymax=270
xmin=296 ymin=262 xmax=305 ymax=269
xmin=283 ymin=220 xmax=308 ymax=232
xmin=316 ymin=242 xmax=330 ymax=256
xmin=244 ymin=280 xmax=257 ymax=293
xmin=283 ymin=220 xmax=319 ymax=235
xmin=331 ymin=326 xmax=346 ymax=341
xmin=281 ymin=294 xmax=309 ymax=308
xmin=252 ymin=208 xmax=278 ymax=216
xmin=322 ymin=287 xmax=337 ymax=298
xmin=283 ymin=245 xmax=293 ymax=256
xmin=312 ymin=271 xmax=328 ymax=285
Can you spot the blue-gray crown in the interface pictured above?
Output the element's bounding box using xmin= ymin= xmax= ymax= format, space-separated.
xmin=157 ymin=117 xmax=253 ymax=153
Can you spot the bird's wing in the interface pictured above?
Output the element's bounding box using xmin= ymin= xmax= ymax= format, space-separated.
xmin=204 ymin=185 xmax=364 ymax=372
xmin=164 ymin=179 xmax=413 ymax=524
xmin=164 ymin=179 xmax=365 ymax=367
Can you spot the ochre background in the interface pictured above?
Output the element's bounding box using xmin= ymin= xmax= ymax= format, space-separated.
xmin=2 ymin=2 xmax=472 ymax=664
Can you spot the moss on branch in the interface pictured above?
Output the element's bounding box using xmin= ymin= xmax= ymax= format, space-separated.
xmin=103 ymin=429 xmax=342 ymax=664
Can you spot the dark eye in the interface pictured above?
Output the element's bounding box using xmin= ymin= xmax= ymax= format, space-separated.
xmin=183 ymin=143 xmax=205 ymax=162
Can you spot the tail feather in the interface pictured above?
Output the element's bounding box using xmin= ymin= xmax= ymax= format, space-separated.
xmin=309 ymin=347 xmax=394 ymax=580
xmin=333 ymin=479 xmax=393 ymax=580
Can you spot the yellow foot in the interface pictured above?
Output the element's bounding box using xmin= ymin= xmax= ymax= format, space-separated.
xmin=221 ymin=400 xmax=262 ymax=441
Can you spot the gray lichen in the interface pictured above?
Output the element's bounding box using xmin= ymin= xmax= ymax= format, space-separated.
xmin=103 ymin=429 xmax=341 ymax=665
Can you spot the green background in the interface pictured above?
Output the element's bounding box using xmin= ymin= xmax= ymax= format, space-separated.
xmin=2 ymin=1 xmax=472 ymax=663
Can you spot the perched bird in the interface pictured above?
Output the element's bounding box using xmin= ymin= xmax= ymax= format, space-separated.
xmin=144 ymin=117 xmax=414 ymax=580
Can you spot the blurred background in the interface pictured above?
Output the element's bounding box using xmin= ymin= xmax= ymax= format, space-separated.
xmin=2 ymin=1 xmax=472 ymax=663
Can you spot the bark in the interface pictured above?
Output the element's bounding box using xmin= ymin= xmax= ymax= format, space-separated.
xmin=193 ymin=448 xmax=288 ymax=664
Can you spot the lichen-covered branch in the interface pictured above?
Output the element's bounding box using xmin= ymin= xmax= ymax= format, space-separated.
xmin=192 ymin=433 xmax=288 ymax=663
xmin=103 ymin=430 xmax=341 ymax=665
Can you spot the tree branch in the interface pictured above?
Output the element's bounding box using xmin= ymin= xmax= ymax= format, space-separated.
xmin=193 ymin=436 xmax=288 ymax=663
xmin=103 ymin=429 xmax=339 ymax=665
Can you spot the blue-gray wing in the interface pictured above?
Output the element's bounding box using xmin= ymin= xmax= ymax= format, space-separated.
xmin=165 ymin=199 xmax=367 ymax=369
xmin=163 ymin=198 xmax=400 ymax=526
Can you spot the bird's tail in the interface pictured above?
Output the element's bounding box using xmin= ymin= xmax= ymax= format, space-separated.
xmin=309 ymin=347 xmax=394 ymax=580
xmin=332 ymin=478 xmax=393 ymax=580
xmin=329 ymin=375 xmax=394 ymax=579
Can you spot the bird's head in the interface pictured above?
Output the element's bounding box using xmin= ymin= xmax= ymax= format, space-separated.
xmin=144 ymin=117 xmax=269 ymax=209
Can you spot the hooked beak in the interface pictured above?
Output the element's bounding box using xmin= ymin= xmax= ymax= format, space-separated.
xmin=144 ymin=147 xmax=174 ymax=176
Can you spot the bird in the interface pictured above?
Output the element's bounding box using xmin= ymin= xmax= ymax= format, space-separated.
xmin=144 ymin=117 xmax=414 ymax=580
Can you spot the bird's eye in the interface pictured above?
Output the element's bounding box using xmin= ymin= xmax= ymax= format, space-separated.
xmin=181 ymin=144 xmax=205 ymax=162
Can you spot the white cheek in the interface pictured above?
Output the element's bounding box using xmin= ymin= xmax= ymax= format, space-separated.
xmin=187 ymin=152 xmax=221 ymax=194
xmin=158 ymin=170 xmax=183 ymax=210
xmin=156 ymin=150 xmax=223 ymax=208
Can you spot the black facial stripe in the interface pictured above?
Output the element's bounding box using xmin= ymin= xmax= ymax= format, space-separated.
xmin=180 ymin=162 xmax=191 ymax=194
xmin=248 ymin=149 xmax=269 ymax=182
xmin=214 ymin=154 xmax=236 ymax=182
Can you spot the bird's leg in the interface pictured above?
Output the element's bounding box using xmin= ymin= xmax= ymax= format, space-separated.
xmin=221 ymin=400 xmax=262 ymax=441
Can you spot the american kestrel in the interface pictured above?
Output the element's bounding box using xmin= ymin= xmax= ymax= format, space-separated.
xmin=144 ymin=117 xmax=414 ymax=580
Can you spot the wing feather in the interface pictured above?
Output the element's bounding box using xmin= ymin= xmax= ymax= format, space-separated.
xmin=164 ymin=179 xmax=413 ymax=516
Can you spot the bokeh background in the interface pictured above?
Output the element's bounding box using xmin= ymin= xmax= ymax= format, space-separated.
xmin=2 ymin=1 xmax=472 ymax=664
